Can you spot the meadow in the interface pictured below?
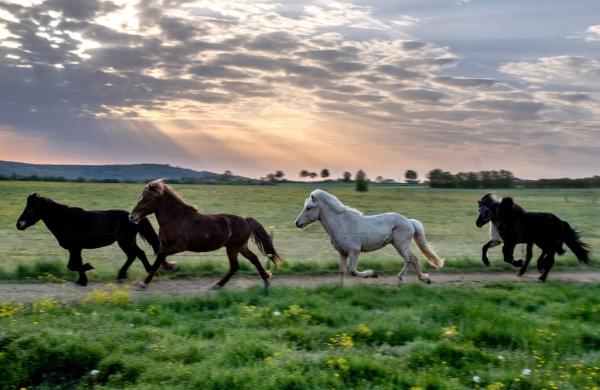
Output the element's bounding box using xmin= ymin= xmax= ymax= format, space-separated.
xmin=0 ymin=181 xmax=598 ymax=282
xmin=1 ymin=283 xmax=600 ymax=389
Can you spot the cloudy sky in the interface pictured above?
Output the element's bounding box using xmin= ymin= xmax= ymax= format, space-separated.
xmin=1 ymin=0 xmax=599 ymax=179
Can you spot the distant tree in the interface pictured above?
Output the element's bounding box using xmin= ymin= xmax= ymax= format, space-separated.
xmin=300 ymin=170 xmax=310 ymax=179
xmin=320 ymin=169 xmax=330 ymax=179
xmin=376 ymin=175 xmax=384 ymax=183
xmin=355 ymin=170 xmax=368 ymax=192
xmin=308 ymin=172 xmax=318 ymax=179
xmin=427 ymin=169 xmax=455 ymax=188
xmin=275 ymin=170 xmax=285 ymax=180
xmin=219 ymin=170 xmax=233 ymax=183
xmin=405 ymin=170 xmax=418 ymax=180
xmin=342 ymin=171 xmax=352 ymax=182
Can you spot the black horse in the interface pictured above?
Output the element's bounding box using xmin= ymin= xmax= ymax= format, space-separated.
xmin=477 ymin=193 xmax=589 ymax=281
xmin=16 ymin=193 xmax=172 ymax=286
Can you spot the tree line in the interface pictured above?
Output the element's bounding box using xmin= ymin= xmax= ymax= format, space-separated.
xmin=426 ymin=169 xmax=600 ymax=188
xmin=427 ymin=169 xmax=515 ymax=188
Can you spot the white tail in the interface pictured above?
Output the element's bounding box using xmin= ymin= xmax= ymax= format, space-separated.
xmin=410 ymin=219 xmax=444 ymax=269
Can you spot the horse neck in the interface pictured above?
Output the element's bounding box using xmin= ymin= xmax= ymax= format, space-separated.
xmin=318 ymin=204 xmax=349 ymax=237
xmin=154 ymin=191 xmax=197 ymax=225
xmin=39 ymin=200 xmax=70 ymax=234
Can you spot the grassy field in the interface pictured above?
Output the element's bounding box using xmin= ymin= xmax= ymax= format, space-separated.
xmin=0 ymin=181 xmax=598 ymax=282
xmin=0 ymin=283 xmax=599 ymax=389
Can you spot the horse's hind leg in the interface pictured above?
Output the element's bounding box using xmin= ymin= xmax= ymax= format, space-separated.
xmin=212 ymin=247 xmax=240 ymax=289
xmin=117 ymin=239 xmax=137 ymax=280
xmin=348 ymin=250 xmax=377 ymax=278
xmin=240 ymin=246 xmax=271 ymax=292
xmin=517 ymin=242 xmax=534 ymax=277
xmin=539 ymin=250 xmax=556 ymax=282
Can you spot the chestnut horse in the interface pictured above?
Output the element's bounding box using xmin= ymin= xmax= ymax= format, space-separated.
xmin=129 ymin=179 xmax=282 ymax=290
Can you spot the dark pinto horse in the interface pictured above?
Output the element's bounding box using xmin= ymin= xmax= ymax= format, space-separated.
xmin=128 ymin=179 xmax=282 ymax=290
xmin=476 ymin=193 xmax=590 ymax=281
xmin=16 ymin=193 xmax=173 ymax=285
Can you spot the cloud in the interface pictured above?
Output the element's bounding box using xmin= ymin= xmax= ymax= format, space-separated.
xmin=433 ymin=76 xmax=497 ymax=88
xmin=0 ymin=0 xmax=599 ymax=179
xmin=499 ymin=56 xmax=600 ymax=86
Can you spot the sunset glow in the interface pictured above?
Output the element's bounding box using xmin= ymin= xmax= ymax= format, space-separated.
xmin=1 ymin=0 xmax=599 ymax=179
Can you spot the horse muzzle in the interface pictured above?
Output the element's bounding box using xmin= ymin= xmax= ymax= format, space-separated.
xmin=16 ymin=220 xmax=27 ymax=230
xmin=128 ymin=213 xmax=140 ymax=224
xmin=295 ymin=220 xmax=303 ymax=229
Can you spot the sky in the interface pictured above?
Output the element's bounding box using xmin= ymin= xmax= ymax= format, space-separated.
xmin=0 ymin=0 xmax=599 ymax=180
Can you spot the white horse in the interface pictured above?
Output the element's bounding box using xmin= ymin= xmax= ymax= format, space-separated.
xmin=294 ymin=189 xmax=444 ymax=284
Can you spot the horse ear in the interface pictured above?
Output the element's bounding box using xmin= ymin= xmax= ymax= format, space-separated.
xmin=28 ymin=192 xmax=39 ymax=200
xmin=310 ymin=194 xmax=315 ymax=201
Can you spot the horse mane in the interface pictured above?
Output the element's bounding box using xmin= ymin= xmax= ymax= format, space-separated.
xmin=480 ymin=192 xmax=500 ymax=205
xmin=32 ymin=193 xmax=80 ymax=211
xmin=149 ymin=179 xmax=198 ymax=211
xmin=500 ymin=196 xmax=526 ymax=214
xmin=311 ymin=189 xmax=363 ymax=215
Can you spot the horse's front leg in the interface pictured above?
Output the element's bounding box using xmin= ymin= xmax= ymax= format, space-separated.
xmin=348 ymin=250 xmax=377 ymax=278
xmin=139 ymin=245 xmax=179 ymax=288
xmin=339 ymin=253 xmax=348 ymax=285
xmin=68 ymin=249 xmax=92 ymax=286
xmin=481 ymin=240 xmax=501 ymax=266
xmin=501 ymin=242 xmax=523 ymax=267
xmin=517 ymin=242 xmax=534 ymax=276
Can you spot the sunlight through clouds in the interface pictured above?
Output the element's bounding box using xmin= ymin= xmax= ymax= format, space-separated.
xmin=0 ymin=0 xmax=598 ymax=178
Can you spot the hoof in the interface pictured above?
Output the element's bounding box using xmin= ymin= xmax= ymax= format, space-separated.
xmin=482 ymin=258 xmax=490 ymax=267
xmin=209 ymin=283 xmax=222 ymax=291
xmin=265 ymin=270 xmax=272 ymax=279
xmin=426 ymin=278 xmax=432 ymax=285
xmin=137 ymin=281 xmax=147 ymax=290
xmin=397 ymin=277 xmax=405 ymax=284
xmin=117 ymin=277 xmax=127 ymax=284
xmin=370 ymin=272 xmax=378 ymax=278
xmin=73 ymin=281 xmax=87 ymax=287
xmin=538 ymin=276 xmax=547 ymax=283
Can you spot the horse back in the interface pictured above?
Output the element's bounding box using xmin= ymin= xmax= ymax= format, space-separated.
xmin=55 ymin=209 xmax=135 ymax=249
xmin=174 ymin=213 xmax=250 ymax=252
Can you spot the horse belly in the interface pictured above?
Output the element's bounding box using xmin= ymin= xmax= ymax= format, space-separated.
xmin=360 ymin=233 xmax=392 ymax=252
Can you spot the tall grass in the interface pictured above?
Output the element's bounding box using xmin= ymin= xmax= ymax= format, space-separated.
xmin=1 ymin=283 xmax=599 ymax=388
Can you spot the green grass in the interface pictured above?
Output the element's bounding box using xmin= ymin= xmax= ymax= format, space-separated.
xmin=1 ymin=283 xmax=600 ymax=389
xmin=0 ymin=181 xmax=598 ymax=282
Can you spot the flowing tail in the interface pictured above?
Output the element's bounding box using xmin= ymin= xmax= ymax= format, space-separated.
xmin=562 ymin=221 xmax=590 ymax=263
xmin=246 ymin=217 xmax=282 ymax=265
xmin=138 ymin=218 xmax=160 ymax=254
xmin=410 ymin=219 xmax=444 ymax=269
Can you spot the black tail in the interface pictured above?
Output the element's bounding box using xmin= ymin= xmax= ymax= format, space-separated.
xmin=246 ymin=217 xmax=282 ymax=265
xmin=138 ymin=218 xmax=160 ymax=254
xmin=563 ymin=221 xmax=590 ymax=263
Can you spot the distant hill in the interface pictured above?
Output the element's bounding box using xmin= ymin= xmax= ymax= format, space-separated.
xmin=0 ymin=161 xmax=250 ymax=183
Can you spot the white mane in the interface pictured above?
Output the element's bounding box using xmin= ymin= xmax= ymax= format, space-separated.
xmin=311 ymin=189 xmax=363 ymax=215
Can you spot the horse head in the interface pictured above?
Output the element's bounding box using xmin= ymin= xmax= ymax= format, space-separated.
xmin=16 ymin=192 xmax=45 ymax=230
xmin=476 ymin=192 xmax=500 ymax=228
xmin=294 ymin=191 xmax=321 ymax=229
xmin=129 ymin=179 xmax=166 ymax=223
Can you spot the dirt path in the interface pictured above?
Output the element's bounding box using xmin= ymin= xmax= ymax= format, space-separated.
xmin=1 ymin=271 xmax=600 ymax=303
